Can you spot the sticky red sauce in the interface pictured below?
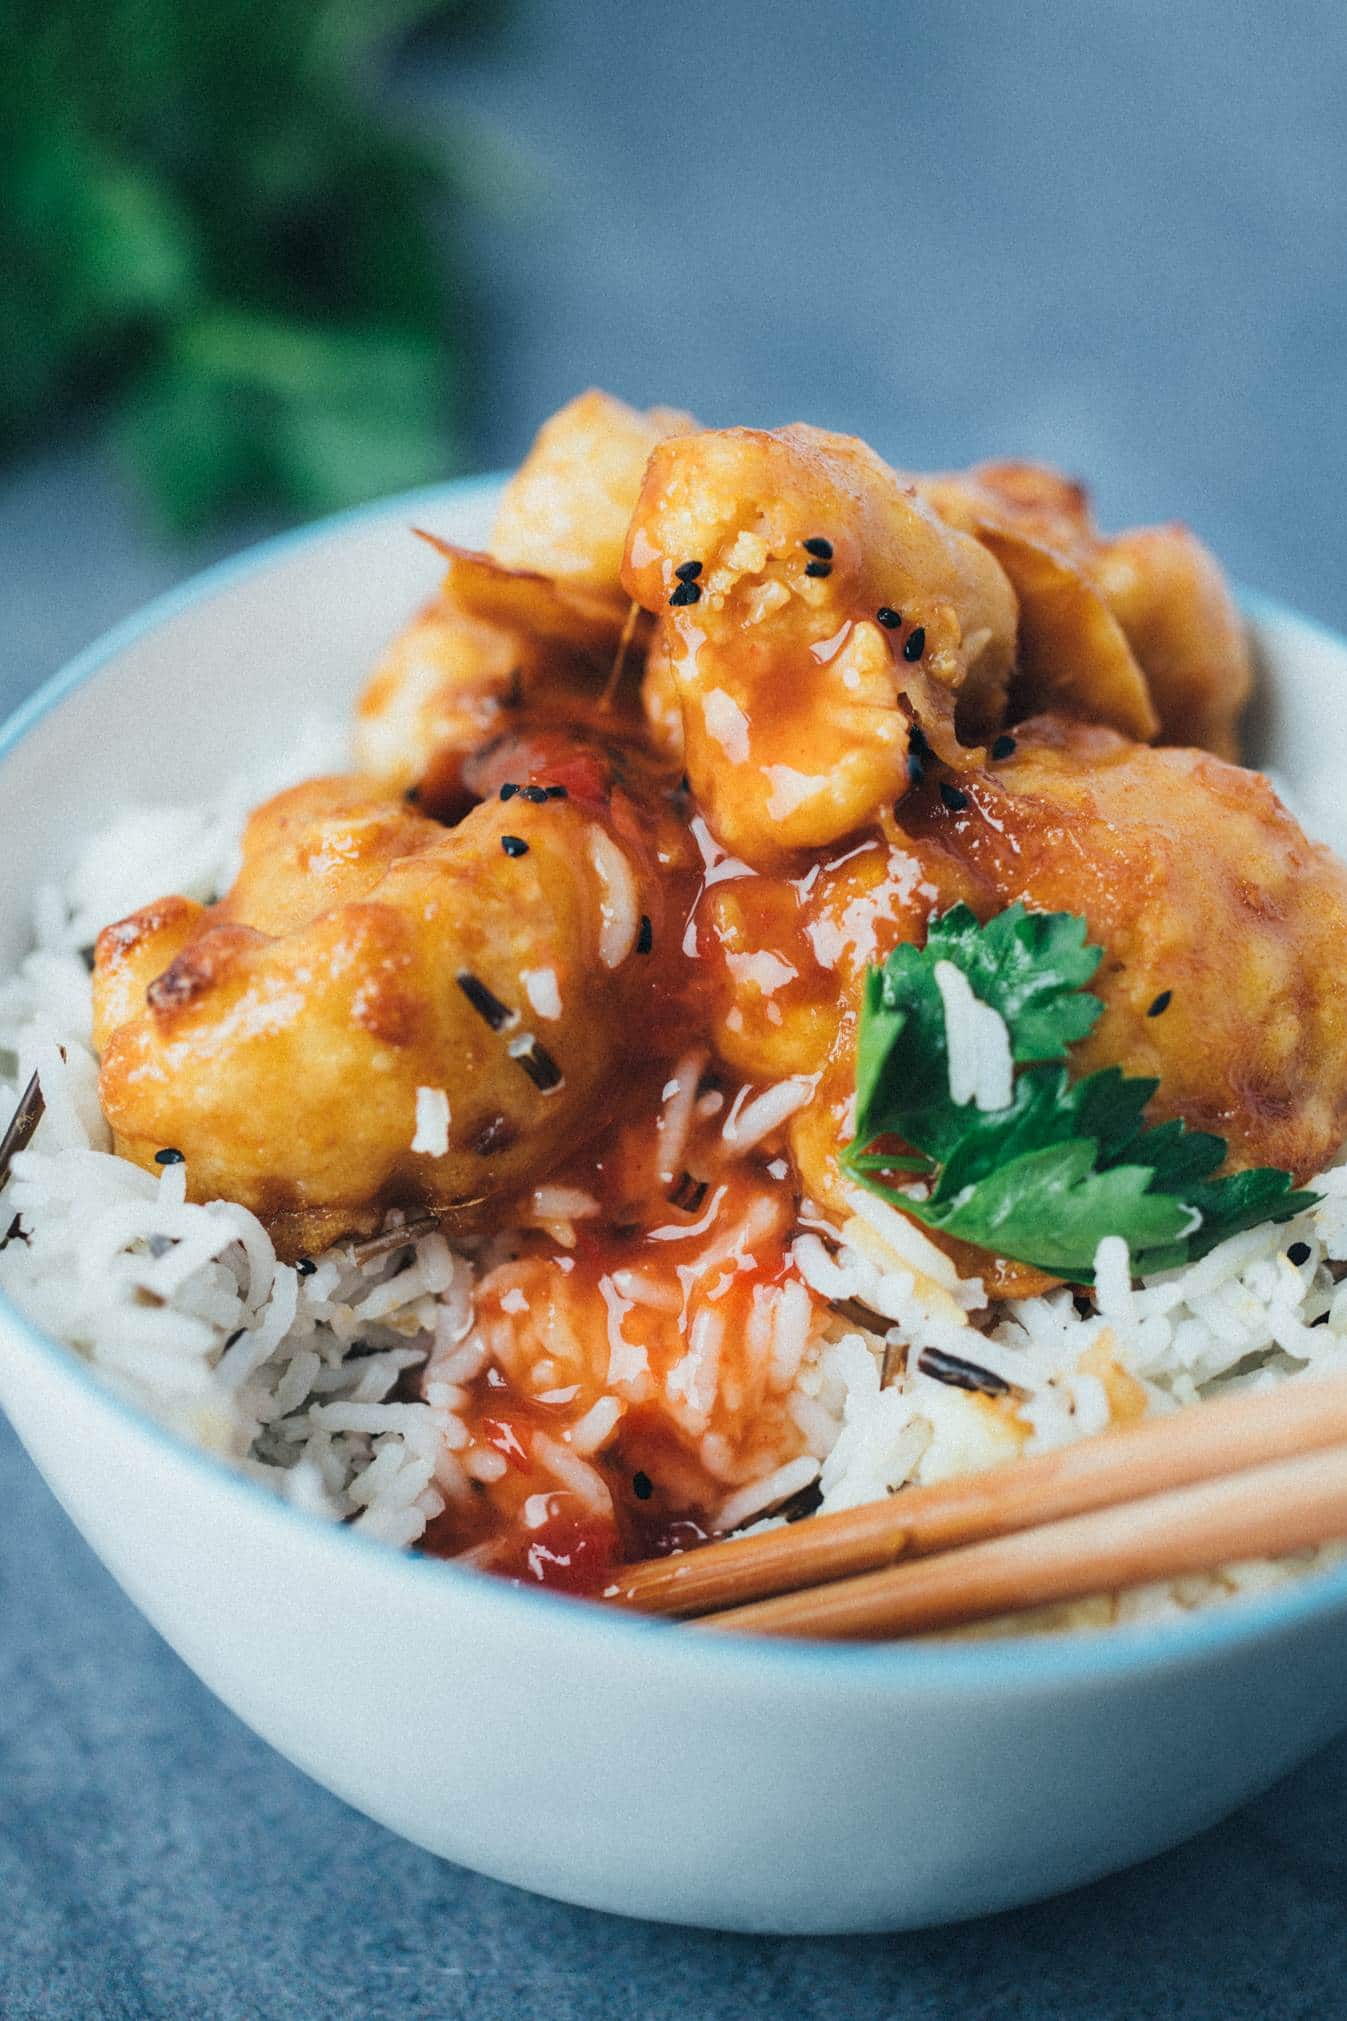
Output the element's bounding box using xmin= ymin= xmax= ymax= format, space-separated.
xmin=502 ymin=1501 xmax=623 ymax=1596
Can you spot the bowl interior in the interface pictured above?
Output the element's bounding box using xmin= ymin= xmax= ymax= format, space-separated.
xmin=5 ymin=480 xmax=1347 ymax=1692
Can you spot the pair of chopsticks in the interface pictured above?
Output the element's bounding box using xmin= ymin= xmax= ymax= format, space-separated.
xmin=610 ymin=1375 xmax=1347 ymax=1640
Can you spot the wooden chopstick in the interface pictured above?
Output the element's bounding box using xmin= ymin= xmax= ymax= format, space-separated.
xmin=611 ymin=1374 xmax=1347 ymax=1619
xmin=698 ymin=1444 xmax=1347 ymax=1640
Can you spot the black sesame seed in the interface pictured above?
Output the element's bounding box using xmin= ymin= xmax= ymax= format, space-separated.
xmin=669 ymin=579 xmax=702 ymax=607
xmin=501 ymin=834 xmax=529 ymax=858
xmin=1147 ymin=990 xmax=1172 ymax=1018
xmin=456 ymin=972 xmax=514 ymax=1032
xmin=511 ymin=1037 xmax=564 ymax=1093
xmin=803 ymin=537 xmax=834 ymax=559
xmin=903 ymin=625 xmax=927 ymax=662
xmin=154 ymin=1147 xmax=185 ymax=1166
xmin=876 ymin=606 xmax=902 ymax=629
xmin=991 ymin=733 xmax=1017 ymax=761
xmin=939 ymin=782 xmax=969 ymax=813
xmin=636 ymin=914 xmax=654 ymax=954
xmin=674 ymin=559 xmax=703 ymax=582
xmin=296 ymin=1257 xmax=317 ymax=1277
xmin=519 ymin=784 xmax=549 ymax=805
xmin=1288 ymin=1241 xmax=1312 ymax=1266
xmin=632 ymin=1470 xmax=654 ymax=1501
xmin=404 ymin=785 xmax=421 ymax=805
xmin=804 ymin=559 xmax=832 ymax=578
xmin=499 ymin=782 xmax=520 ymax=801
xmin=544 ymin=784 xmax=568 ymax=799
xmin=917 ymin=1345 xmax=1012 ymax=1398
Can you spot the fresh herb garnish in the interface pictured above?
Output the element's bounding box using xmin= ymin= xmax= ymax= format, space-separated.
xmin=844 ymin=903 xmax=1316 ymax=1284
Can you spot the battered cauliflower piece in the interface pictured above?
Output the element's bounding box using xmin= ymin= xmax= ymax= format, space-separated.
xmin=918 ymin=461 xmax=1252 ymax=758
xmin=353 ymin=594 xmax=522 ymax=794
xmin=905 ymin=715 xmax=1347 ymax=1178
xmin=622 ymin=425 xmax=1018 ymax=868
xmin=686 ymin=712 xmax=1347 ymax=1240
xmin=1093 ymin=522 xmax=1252 ymax=757
xmin=916 ymin=462 xmax=1158 ymax=743
xmin=354 ymin=391 xmax=695 ymax=794
xmin=490 ymin=388 xmax=697 ymax=604
xmin=353 ymin=542 xmax=620 ymax=801
xmin=94 ymin=766 xmax=674 ymax=1257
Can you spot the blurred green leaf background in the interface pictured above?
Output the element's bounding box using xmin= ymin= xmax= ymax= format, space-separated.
xmin=0 ymin=0 xmax=496 ymax=532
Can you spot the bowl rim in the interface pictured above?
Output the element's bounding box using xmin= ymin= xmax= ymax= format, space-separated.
xmin=5 ymin=472 xmax=1347 ymax=1694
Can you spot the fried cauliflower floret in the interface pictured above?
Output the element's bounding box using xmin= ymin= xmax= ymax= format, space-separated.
xmin=917 ymin=461 xmax=1251 ymax=758
xmin=94 ymin=773 xmax=670 ymax=1257
xmin=355 ymin=392 xmax=695 ymax=795
xmin=685 ymin=713 xmax=1347 ymax=1239
xmin=353 ymin=544 xmax=619 ymax=799
xmin=1093 ymin=523 xmax=1252 ymax=758
xmin=622 ymin=425 xmax=1018 ymax=868
xmin=353 ymin=595 xmax=524 ymax=794
xmin=905 ymin=715 xmax=1347 ymax=1178
xmin=916 ymin=462 xmax=1158 ymax=743
xmin=490 ymin=388 xmax=697 ymax=603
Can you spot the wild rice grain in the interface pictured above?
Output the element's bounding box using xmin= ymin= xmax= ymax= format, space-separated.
xmin=916 ymin=1345 xmax=1013 ymax=1397
xmin=0 ymin=1073 xmax=45 ymax=1190
xmin=455 ymin=972 xmax=516 ymax=1032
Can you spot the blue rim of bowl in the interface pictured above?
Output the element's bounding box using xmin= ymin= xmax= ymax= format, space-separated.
xmin=3 ymin=476 xmax=1347 ymax=1694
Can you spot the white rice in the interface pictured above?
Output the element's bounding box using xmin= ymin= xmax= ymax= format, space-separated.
xmin=3 ymin=739 xmax=1346 ymax=1629
xmin=411 ymin=1087 xmax=451 ymax=1157
xmin=586 ymin=826 xmax=640 ymax=968
xmin=934 ymin=958 xmax=1014 ymax=1111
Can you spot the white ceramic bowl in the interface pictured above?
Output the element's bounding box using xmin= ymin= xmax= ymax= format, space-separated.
xmin=4 ymin=479 xmax=1347 ymax=1935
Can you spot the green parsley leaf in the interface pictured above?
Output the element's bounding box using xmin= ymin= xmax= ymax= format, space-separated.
xmin=844 ymin=905 xmax=1318 ymax=1284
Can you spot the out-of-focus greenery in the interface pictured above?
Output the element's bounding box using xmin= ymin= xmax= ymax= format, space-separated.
xmin=0 ymin=1 xmax=494 ymax=532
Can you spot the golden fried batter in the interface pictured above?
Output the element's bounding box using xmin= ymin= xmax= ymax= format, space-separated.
xmin=917 ymin=460 xmax=1252 ymax=758
xmin=1094 ymin=522 xmax=1252 ymax=756
xmin=911 ymin=718 xmax=1347 ymax=1178
xmin=95 ymin=752 xmax=690 ymax=1257
xmin=748 ymin=718 xmax=1347 ymax=1223
xmin=355 ymin=392 xmax=695 ymax=793
xmin=622 ymin=424 xmax=1018 ymax=868
xmin=490 ymin=388 xmax=696 ymax=605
